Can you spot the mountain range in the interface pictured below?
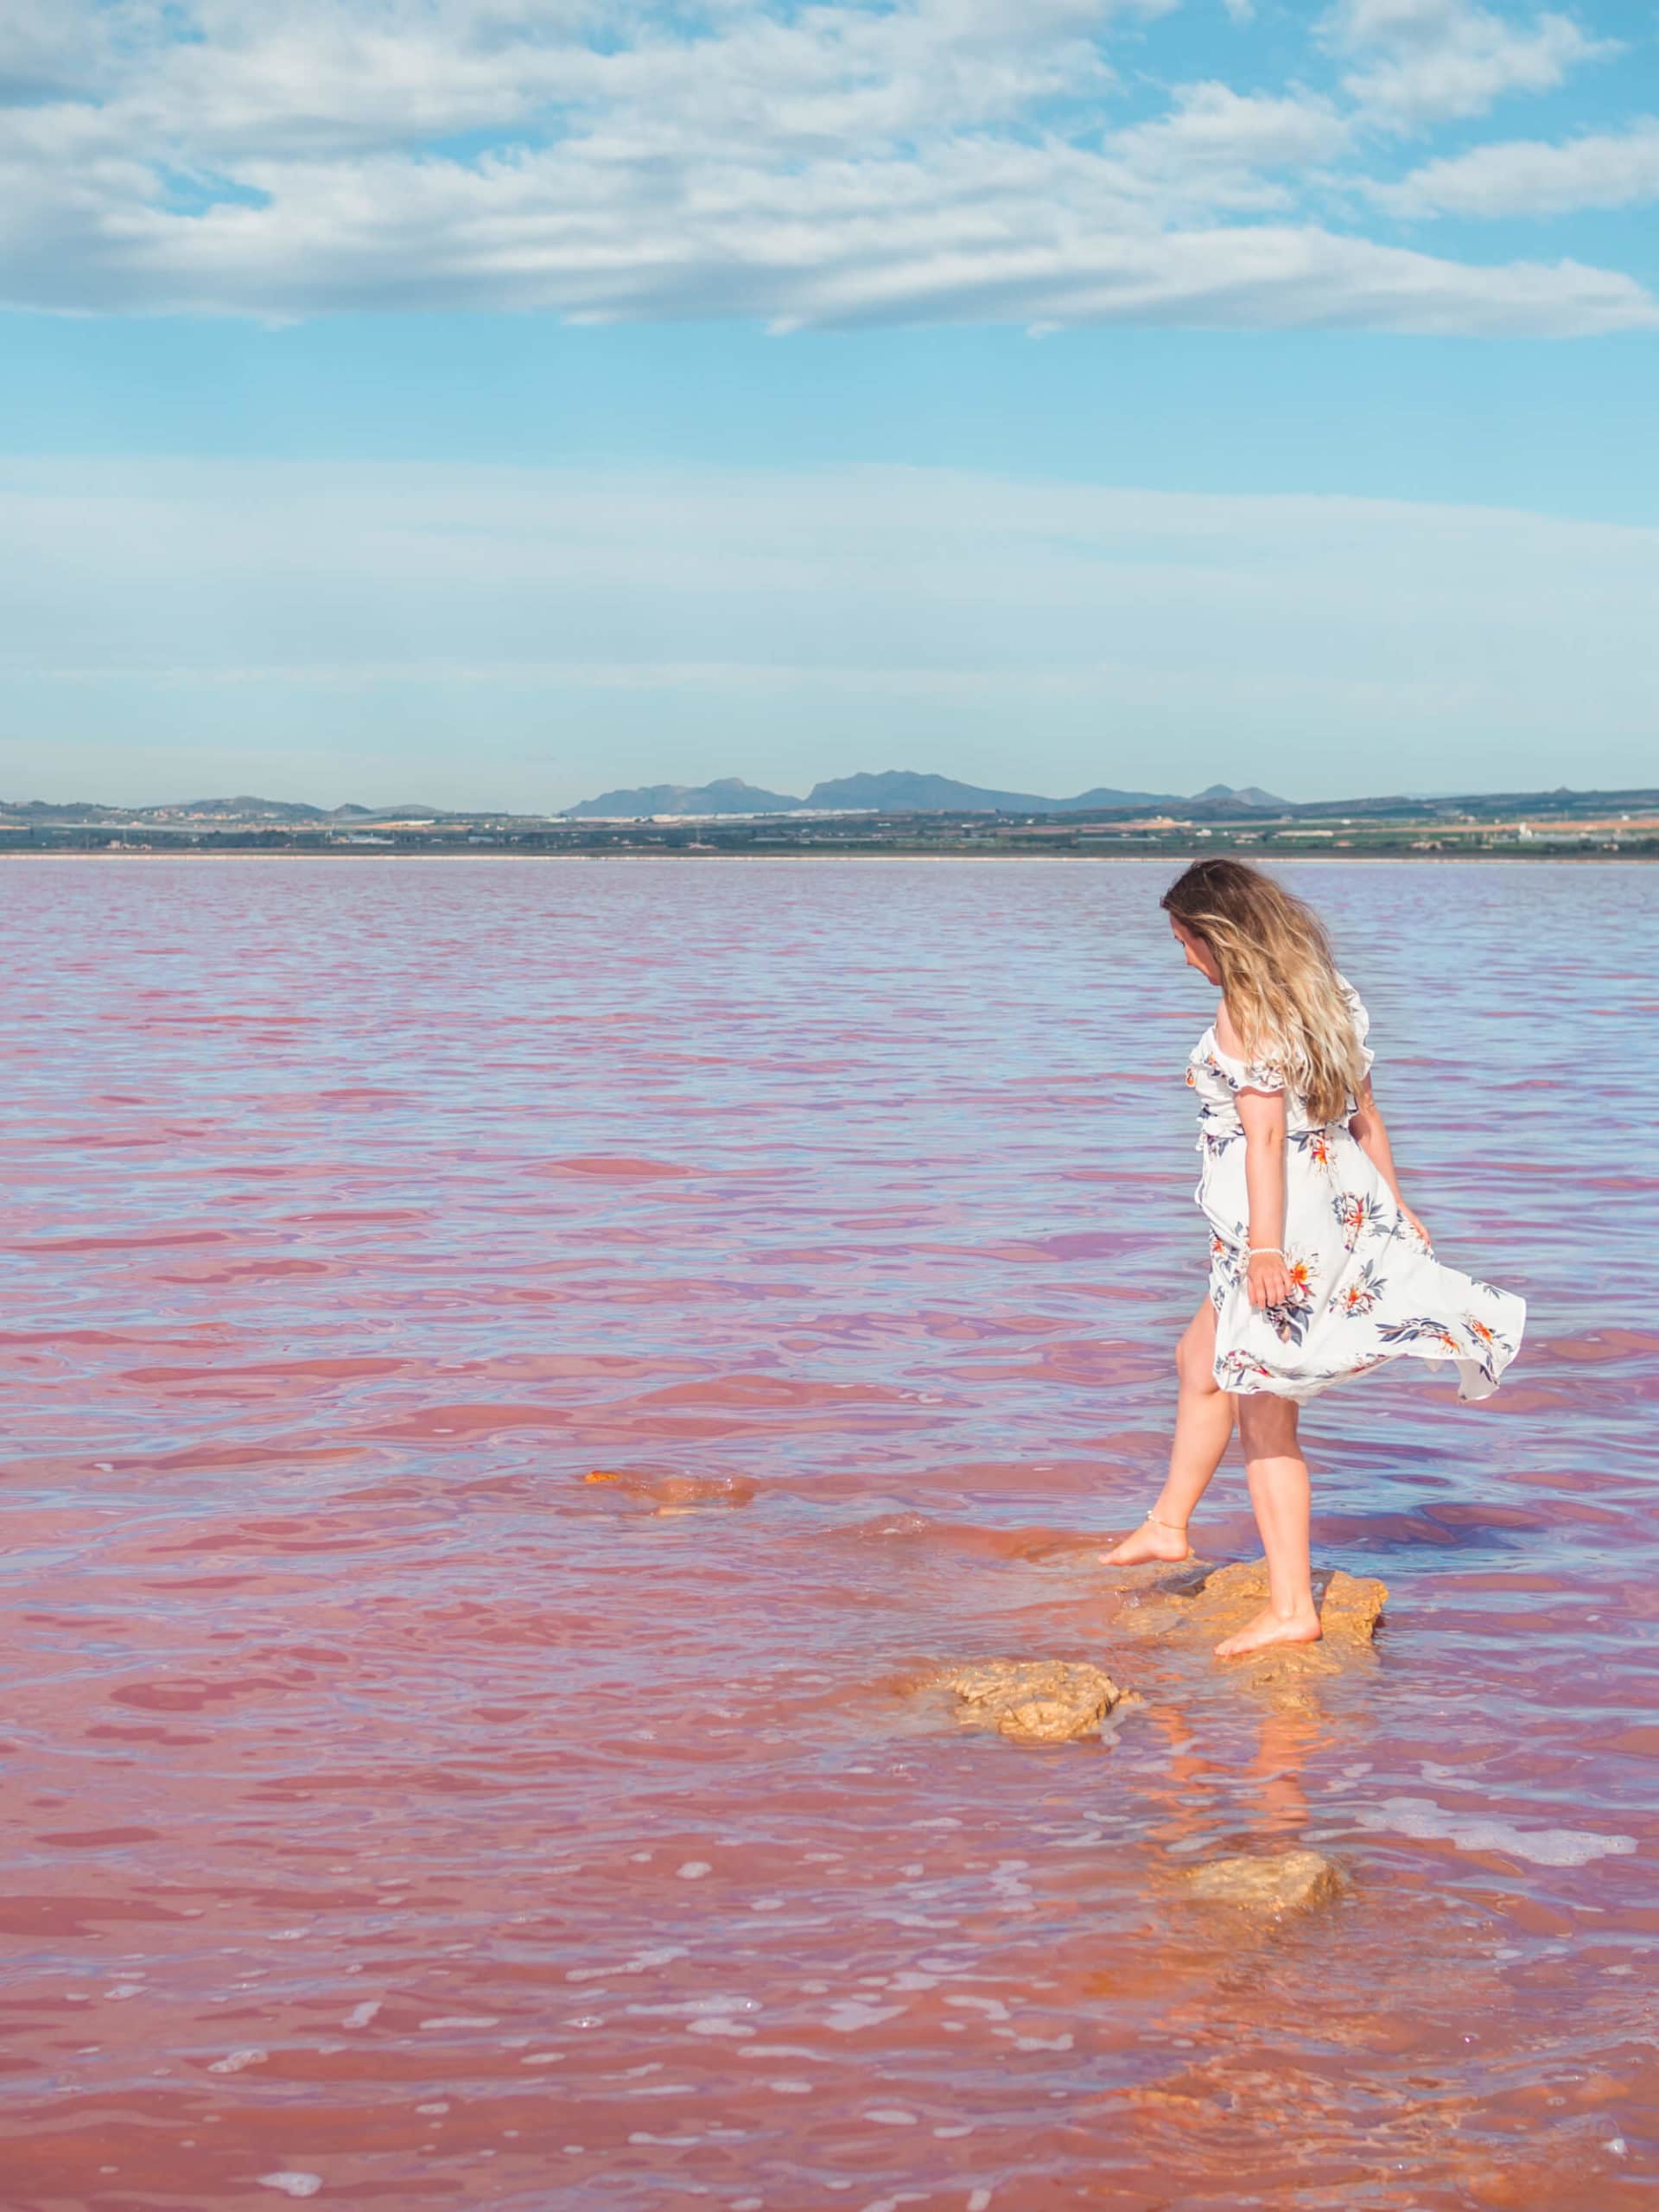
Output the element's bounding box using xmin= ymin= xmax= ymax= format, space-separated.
xmin=560 ymin=771 xmax=1287 ymax=818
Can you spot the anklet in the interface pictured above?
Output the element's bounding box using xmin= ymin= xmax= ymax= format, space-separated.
xmin=1144 ymin=1512 xmax=1186 ymax=1534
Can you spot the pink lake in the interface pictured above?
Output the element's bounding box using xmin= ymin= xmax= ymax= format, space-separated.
xmin=1 ymin=855 xmax=1655 ymax=2210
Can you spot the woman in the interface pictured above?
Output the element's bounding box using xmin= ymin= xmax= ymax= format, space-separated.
xmin=1103 ymin=859 xmax=1525 ymax=1658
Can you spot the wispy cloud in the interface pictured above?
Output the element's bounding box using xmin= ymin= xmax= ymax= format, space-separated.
xmin=3 ymin=456 xmax=1655 ymax=806
xmin=1379 ymin=118 xmax=1659 ymax=217
xmin=1320 ymin=0 xmax=1615 ymax=128
xmin=0 ymin=0 xmax=1647 ymax=334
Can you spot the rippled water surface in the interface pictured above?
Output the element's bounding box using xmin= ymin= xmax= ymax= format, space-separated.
xmin=3 ymin=855 xmax=1656 ymax=2211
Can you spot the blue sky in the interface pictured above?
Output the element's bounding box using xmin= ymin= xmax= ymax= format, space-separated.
xmin=3 ymin=0 xmax=1656 ymax=810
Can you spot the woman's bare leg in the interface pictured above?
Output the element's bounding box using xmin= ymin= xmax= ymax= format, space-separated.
xmin=1214 ymin=1392 xmax=1321 ymax=1657
xmin=1100 ymin=1301 xmax=1233 ymax=1564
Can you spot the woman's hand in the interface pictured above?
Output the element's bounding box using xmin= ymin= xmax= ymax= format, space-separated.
xmin=1247 ymin=1250 xmax=1292 ymax=1309
xmin=1397 ymin=1203 xmax=1433 ymax=1250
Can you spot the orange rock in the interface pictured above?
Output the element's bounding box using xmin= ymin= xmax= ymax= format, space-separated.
xmin=1182 ymin=1849 xmax=1344 ymax=1915
xmin=939 ymin=1658 xmax=1132 ymax=1744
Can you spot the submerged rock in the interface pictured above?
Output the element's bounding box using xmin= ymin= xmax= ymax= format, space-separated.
xmin=940 ymin=1658 xmax=1130 ymax=1744
xmin=1182 ymin=1848 xmax=1344 ymax=1915
xmin=582 ymin=1469 xmax=757 ymax=1516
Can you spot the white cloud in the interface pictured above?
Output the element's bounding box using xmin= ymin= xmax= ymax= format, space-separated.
xmin=0 ymin=0 xmax=1648 ymax=333
xmin=1322 ymin=0 xmax=1614 ymax=127
xmin=1379 ymin=118 xmax=1659 ymax=216
xmin=2 ymin=456 xmax=1655 ymax=806
xmin=0 ymin=0 xmax=118 ymax=100
xmin=1107 ymin=82 xmax=1353 ymax=209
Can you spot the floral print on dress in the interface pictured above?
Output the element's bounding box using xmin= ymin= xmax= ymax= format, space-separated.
xmin=1188 ymin=973 xmax=1526 ymax=1403
xmin=1333 ymin=1189 xmax=1385 ymax=1250
xmin=1261 ymin=1249 xmax=1319 ymax=1345
xmin=1337 ymin=1258 xmax=1389 ymax=1318
xmin=1292 ymin=1128 xmax=1335 ymax=1174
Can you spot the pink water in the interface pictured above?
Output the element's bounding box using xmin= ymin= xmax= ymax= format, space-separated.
xmin=2 ymin=856 xmax=1656 ymax=2212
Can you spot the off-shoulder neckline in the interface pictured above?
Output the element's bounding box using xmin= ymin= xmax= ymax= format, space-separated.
xmin=1197 ymin=1027 xmax=1271 ymax=1074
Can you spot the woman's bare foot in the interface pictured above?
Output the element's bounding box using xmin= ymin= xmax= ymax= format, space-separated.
xmin=1214 ymin=1603 xmax=1322 ymax=1659
xmin=1100 ymin=1518 xmax=1191 ymax=1566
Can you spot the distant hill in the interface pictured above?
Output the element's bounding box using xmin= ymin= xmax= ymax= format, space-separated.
xmin=1193 ymin=782 xmax=1286 ymax=810
xmin=563 ymin=776 xmax=805 ymax=818
xmin=166 ymin=795 xmax=333 ymax=819
xmin=559 ymin=767 xmax=1277 ymax=818
xmin=162 ymin=797 xmax=452 ymax=820
xmin=345 ymin=803 xmax=451 ymax=820
xmin=803 ymin=769 xmax=1067 ymax=813
xmin=1057 ymin=784 xmax=1179 ymax=812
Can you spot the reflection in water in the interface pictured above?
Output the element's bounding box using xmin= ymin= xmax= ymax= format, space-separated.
xmin=0 ymin=855 xmax=1655 ymax=2209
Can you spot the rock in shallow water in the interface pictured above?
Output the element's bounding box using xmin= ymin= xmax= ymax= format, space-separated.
xmin=1136 ymin=1559 xmax=1387 ymax=1698
xmin=1173 ymin=1559 xmax=1386 ymax=1646
xmin=582 ymin=1469 xmax=757 ymax=1516
xmin=1182 ymin=1849 xmax=1344 ymax=1915
xmin=941 ymin=1659 xmax=1129 ymax=1744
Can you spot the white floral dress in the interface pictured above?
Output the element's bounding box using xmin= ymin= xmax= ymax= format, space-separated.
xmin=1186 ymin=975 xmax=1525 ymax=1402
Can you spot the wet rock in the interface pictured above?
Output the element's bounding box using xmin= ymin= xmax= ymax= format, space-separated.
xmin=582 ymin=1469 xmax=756 ymax=1516
xmin=940 ymin=1659 xmax=1130 ymax=1744
xmin=1186 ymin=1559 xmax=1384 ymax=1645
xmin=1137 ymin=1559 xmax=1386 ymax=1694
xmin=1182 ymin=1849 xmax=1344 ymax=1915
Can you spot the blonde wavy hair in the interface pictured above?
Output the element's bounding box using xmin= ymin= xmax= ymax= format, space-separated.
xmin=1161 ymin=859 xmax=1365 ymax=1127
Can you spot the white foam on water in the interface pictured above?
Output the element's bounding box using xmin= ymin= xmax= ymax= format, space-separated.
xmin=208 ymin=2050 xmax=267 ymax=2074
xmin=569 ymin=1945 xmax=690 ymax=1982
xmin=1357 ymin=1796 xmax=1638 ymax=1866
xmin=823 ymin=2000 xmax=908 ymax=2033
xmin=944 ymin=1995 xmax=1008 ymax=2021
xmin=341 ymin=2000 xmax=381 ymax=2029
xmin=256 ymin=2177 xmax=321 ymax=2201
xmin=627 ymin=1995 xmax=758 ymax=2020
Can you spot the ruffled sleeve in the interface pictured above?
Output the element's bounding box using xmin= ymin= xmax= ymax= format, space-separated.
xmin=1230 ymin=1053 xmax=1287 ymax=1096
xmin=1337 ymin=972 xmax=1376 ymax=1082
xmin=1205 ymin=1035 xmax=1287 ymax=1096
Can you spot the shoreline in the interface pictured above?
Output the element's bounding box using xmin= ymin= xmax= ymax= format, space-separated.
xmin=2 ymin=847 xmax=1655 ymax=866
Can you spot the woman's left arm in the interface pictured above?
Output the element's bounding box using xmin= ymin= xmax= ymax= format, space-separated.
xmin=1236 ymin=1085 xmax=1292 ymax=1308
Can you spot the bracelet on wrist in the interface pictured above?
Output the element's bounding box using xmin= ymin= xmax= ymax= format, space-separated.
xmin=1248 ymin=1245 xmax=1285 ymax=1258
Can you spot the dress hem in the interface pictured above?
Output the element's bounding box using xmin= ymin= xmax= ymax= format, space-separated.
xmin=1215 ymin=1329 xmax=1522 ymax=1406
